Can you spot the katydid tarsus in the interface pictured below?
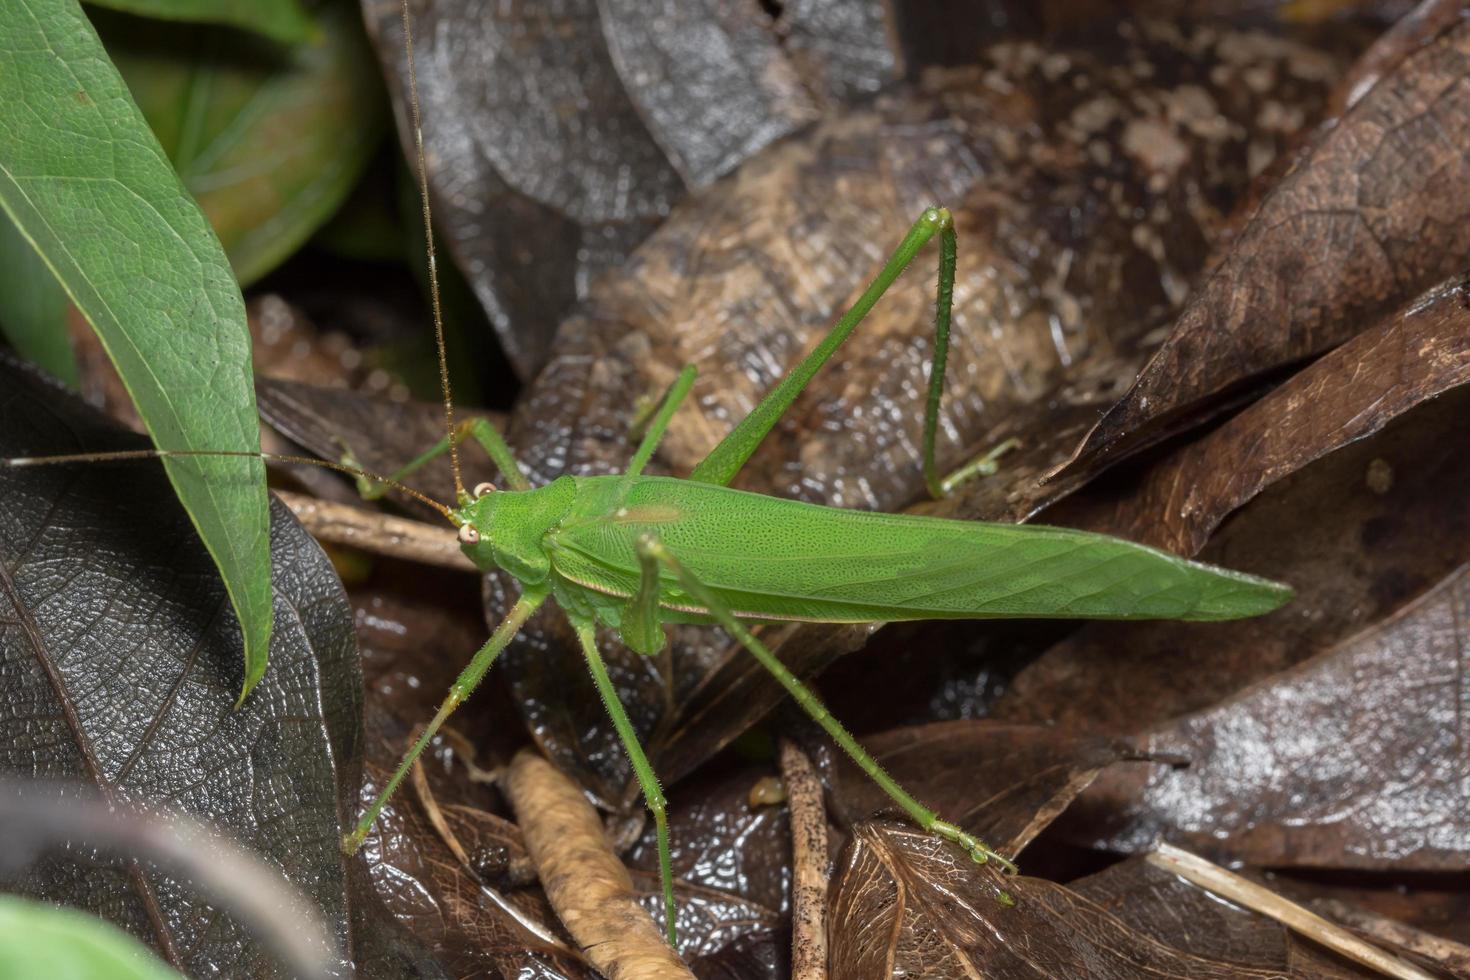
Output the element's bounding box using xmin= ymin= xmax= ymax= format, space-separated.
xmin=1 ymin=0 xmax=1294 ymax=951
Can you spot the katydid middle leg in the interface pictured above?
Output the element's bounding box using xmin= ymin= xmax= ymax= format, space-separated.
xmin=625 ymin=364 xmax=697 ymax=479
xmin=688 ymin=207 xmax=960 ymax=498
xmin=631 ymin=533 xmax=1019 ymax=878
xmin=569 ymin=616 xmax=679 ymax=946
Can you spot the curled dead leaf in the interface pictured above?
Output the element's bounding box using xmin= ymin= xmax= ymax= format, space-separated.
xmin=504 ymin=749 xmax=694 ymax=980
xmin=1071 ymin=272 xmax=1470 ymax=555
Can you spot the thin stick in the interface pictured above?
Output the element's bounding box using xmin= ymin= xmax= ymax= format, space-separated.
xmin=1147 ymin=844 xmax=1437 ymax=980
xmin=399 ymin=0 xmax=463 ymax=501
xmin=276 ymin=491 xmax=474 ymax=570
xmin=778 ymin=739 xmax=829 ymax=980
xmin=1311 ymin=899 xmax=1470 ymax=976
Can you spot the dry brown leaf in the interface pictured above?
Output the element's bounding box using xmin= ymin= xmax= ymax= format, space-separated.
xmin=819 ymin=720 xmax=1149 ymax=858
xmin=828 ymin=820 xmax=1328 ymax=978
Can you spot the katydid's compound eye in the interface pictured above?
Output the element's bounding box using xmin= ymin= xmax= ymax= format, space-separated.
xmin=458 ymin=524 xmax=480 ymax=545
xmin=473 ymin=482 xmax=496 ymax=498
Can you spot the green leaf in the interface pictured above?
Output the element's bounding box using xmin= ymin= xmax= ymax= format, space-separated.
xmin=0 ymin=895 xmax=182 ymax=980
xmin=99 ymin=0 xmax=387 ymax=285
xmin=83 ymin=0 xmax=314 ymax=45
xmin=0 ymin=209 xmax=77 ymax=385
xmin=0 ymin=0 xmax=272 ymax=698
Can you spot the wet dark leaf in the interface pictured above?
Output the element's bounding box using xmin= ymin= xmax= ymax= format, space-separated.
xmin=1058 ymin=14 xmax=1470 ymax=478
xmin=0 ymin=358 xmax=364 ymax=976
xmin=998 ymin=385 xmax=1470 ymax=732
xmin=341 ymin=556 xmax=582 ymax=977
xmin=1063 ymin=560 xmax=1470 ymax=871
xmin=361 ymin=0 xmax=817 ymax=379
xmin=773 ymin=0 xmax=905 ymax=104
xmin=828 ymin=819 xmax=1329 ymax=978
xmin=354 ymin=750 xmax=592 ymax=979
xmin=626 ymin=765 xmax=792 ymax=926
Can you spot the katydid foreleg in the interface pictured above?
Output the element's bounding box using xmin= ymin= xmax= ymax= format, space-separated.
xmin=341 ymin=588 xmax=548 ymax=854
xmin=572 ymin=619 xmax=678 ymax=946
xmin=630 ymin=534 xmax=1020 ymax=878
xmin=345 ymin=416 xmax=532 ymax=504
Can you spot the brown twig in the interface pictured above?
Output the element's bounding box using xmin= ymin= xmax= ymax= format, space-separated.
xmin=504 ymin=749 xmax=693 ymax=979
xmin=276 ymin=490 xmax=475 ymax=570
xmin=1147 ymin=844 xmax=1437 ymax=980
xmin=779 ymin=739 xmax=830 ymax=980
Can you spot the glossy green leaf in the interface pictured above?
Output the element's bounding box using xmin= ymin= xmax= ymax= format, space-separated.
xmin=0 ymin=895 xmax=182 ymax=980
xmin=84 ymin=0 xmax=313 ymax=45
xmin=0 ymin=0 xmax=272 ymax=698
xmin=99 ymin=0 xmax=386 ymax=285
xmin=0 ymin=210 xmax=76 ymax=385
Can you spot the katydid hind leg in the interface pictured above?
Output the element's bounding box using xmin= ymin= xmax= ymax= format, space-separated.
xmin=632 ymin=533 xmax=1020 ymax=879
xmin=342 ymin=589 xmax=548 ymax=854
xmin=572 ymin=617 xmax=679 ymax=946
xmin=687 ymin=208 xmax=959 ymax=498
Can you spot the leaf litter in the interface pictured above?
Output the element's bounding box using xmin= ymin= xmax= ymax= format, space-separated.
xmin=16 ymin=2 xmax=1470 ymax=977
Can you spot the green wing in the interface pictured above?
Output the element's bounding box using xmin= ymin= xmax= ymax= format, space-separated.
xmin=549 ymin=477 xmax=1291 ymax=623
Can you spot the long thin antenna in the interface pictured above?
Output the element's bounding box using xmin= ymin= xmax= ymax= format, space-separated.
xmin=2 ymin=449 xmax=457 ymax=521
xmin=400 ymin=0 xmax=464 ymax=502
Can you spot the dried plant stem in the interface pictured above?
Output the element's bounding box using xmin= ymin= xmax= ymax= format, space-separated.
xmin=779 ymin=739 xmax=830 ymax=980
xmin=1311 ymin=899 xmax=1470 ymax=977
xmin=276 ymin=490 xmax=474 ymax=570
xmin=1147 ymin=844 xmax=1437 ymax=980
xmin=504 ymin=750 xmax=694 ymax=979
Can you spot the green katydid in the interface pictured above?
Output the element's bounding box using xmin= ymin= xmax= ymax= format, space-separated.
xmin=319 ymin=3 xmax=1293 ymax=948
xmin=1 ymin=0 xmax=1293 ymax=951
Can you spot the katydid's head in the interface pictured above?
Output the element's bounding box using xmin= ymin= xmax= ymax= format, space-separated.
xmin=451 ymin=477 xmax=576 ymax=585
